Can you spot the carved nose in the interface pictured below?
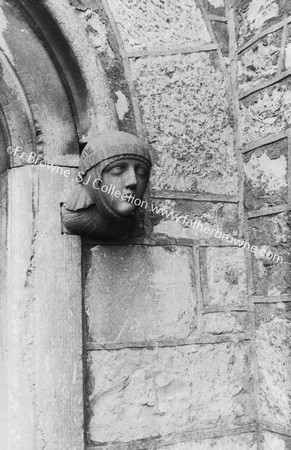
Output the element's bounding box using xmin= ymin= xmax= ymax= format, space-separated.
xmin=125 ymin=167 xmax=137 ymax=188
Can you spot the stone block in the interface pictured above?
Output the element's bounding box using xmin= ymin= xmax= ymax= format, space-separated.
xmin=243 ymin=138 xmax=288 ymax=212
xmin=248 ymin=213 xmax=291 ymax=296
xmin=84 ymin=245 xmax=196 ymax=344
xmin=131 ymin=52 xmax=238 ymax=195
xmin=236 ymin=0 xmax=284 ymax=49
xmin=240 ymin=77 xmax=291 ymax=145
xmin=211 ymin=21 xmax=229 ymax=56
xmin=151 ymin=199 xmax=239 ymax=241
xmin=86 ymin=342 xmax=254 ymax=443
xmin=255 ymin=304 xmax=291 ymax=430
xmin=262 ymin=431 xmax=291 ymax=449
xmin=285 ymin=24 xmax=291 ymax=71
xmin=238 ymin=30 xmax=282 ymax=95
xmin=200 ymin=247 xmax=248 ymax=310
xmin=158 ymin=433 xmax=258 ymax=450
xmin=203 ymin=311 xmax=250 ymax=335
xmin=204 ymin=0 xmax=225 ymax=15
xmin=106 ymin=0 xmax=211 ymax=53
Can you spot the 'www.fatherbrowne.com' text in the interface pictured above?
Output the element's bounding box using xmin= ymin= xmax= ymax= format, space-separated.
xmin=7 ymin=145 xmax=283 ymax=263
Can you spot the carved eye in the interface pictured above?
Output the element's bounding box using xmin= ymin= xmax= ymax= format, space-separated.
xmin=136 ymin=167 xmax=149 ymax=177
xmin=107 ymin=165 xmax=124 ymax=175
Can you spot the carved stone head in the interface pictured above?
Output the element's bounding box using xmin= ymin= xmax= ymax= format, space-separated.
xmin=62 ymin=131 xmax=152 ymax=239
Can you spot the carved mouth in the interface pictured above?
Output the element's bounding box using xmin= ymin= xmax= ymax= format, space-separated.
xmin=123 ymin=193 xmax=135 ymax=202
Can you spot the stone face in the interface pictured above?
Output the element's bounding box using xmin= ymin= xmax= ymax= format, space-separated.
xmin=132 ymin=52 xmax=238 ymax=194
xmin=158 ymin=433 xmax=258 ymax=450
xmin=255 ymin=304 xmax=291 ymax=429
xmin=244 ymin=138 xmax=288 ymax=211
xmin=106 ymin=0 xmax=211 ymax=53
xmin=84 ymin=245 xmax=196 ymax=344
xmin=152 ymin=199 xmax=239 ymax=241
xmin=87 ymin=342 xmax=254 ymax=443
xmin=238 ymin=30 xmax=282 ymax=95
xmin=200 ymin=247 xmax=248 ymax=310
xmin=240 ymin=77 xmax=291 ymax=144
xmin=248 ymin=213 xmax=291 ymax=296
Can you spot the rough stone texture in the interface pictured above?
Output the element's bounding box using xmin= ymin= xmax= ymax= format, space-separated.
xmin=84 ymin=245 xmax=196 ymax=345
xmin=238 ymin=30 xmax=282 ymax=95
xmin=158 ymin=433 xmax=258 ymax=450
xmin=87 ymin=342 xmax=254 ymax=443
xmin=285 ymin=24 xmax=291 ymax=71
xmin=235 ymin=0 xmax=287 ymax=49
xmin=204 ymin=0 xmax=225 ymax=15
xmin=71 ymin=2 xmax=137 ymax=134
xmin=244 ymin=138 xmax=288 ymax=211
xmin=248 ymin=212 xmax=291 ymax=296
xmin=132 ymin=52 xmax=238 ymax=194
xmin=151 ymin=199 xmax=239 ymax=241
xmin=0 ymin=172 xmax=8 ymax=447
xmin=211 ymin=21 xmax=229 ymax=56
xmin=2 ymin=167 xmax=84 ymax=450
xmin=255 ymin=304 xmax=291 ymax=430
xmin=200 ymin=247 xmax=248 ymax=310
xmin=240 ymin=77 xmax=291 ymax=144
xmin=203 ymin=312 xmax=250 ymax=335
xmin=106 ymin=0 xmax=212 ymax=53
xmin=262 ymin=431 xmax=291 ymax=449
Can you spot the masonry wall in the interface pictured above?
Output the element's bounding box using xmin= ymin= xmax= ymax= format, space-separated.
xmin=235 ymin=0 xmax=291 ymax=447
xmin=69 ymin=1 xmax=291 ymax=449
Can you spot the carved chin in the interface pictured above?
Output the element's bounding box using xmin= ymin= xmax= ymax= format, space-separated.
xmin=111 ymin=201 xmax=136 ymax=217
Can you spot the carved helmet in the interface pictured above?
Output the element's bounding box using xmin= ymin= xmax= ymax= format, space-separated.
xmin=80 ymin=130 xmax=152 ymax=176
xmin=78 ymin=130 xmax=152 ymax=218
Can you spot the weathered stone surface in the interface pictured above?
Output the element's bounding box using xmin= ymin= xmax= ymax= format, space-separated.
xmin=3 ymin=167 xmax=84 ymax=449
xmin=285 ymin=24 xmax=291 ymax=70
xmin=84 ymin=245 xmax=196 ymax=344
xmin=107 ymin=0 xmax=211 ymax=53
xmin=211 ymin=21 xmax=229 ymax=56
xmin=87 ymin=342 xmax=254 ymax=443
xmin=248 ymin=213 xmax=291 ymax=296
xmin=158 ymin=433 xmax=257 ymax=450
xmin=244 ymin=139 xmax=288 ymax=211
xmin=204 ymin=0 xmax=225 ymax=15
xmin=240 ymin=77 xmax=291 ymax=144
xmin=236 ymin=0 xmax=284 ymax=49
xmin=200 ymin=247 xmax=248 ymax=310
xmin=72 ymin=3 xmax=137 ymax=133
xmin=0 ymin=172 xmax=8 ymax=448
xmin=262 ymin=431 xmax=291 ymax=449
xmin=77 ymin=8 xmax=114 ymax=55
xmin=203 ymin=312 xmax=250 ymax=334
xmin=132 ymin=52 xmax=238 ymax=194
xmin=238 ymin=30 xmax=282 ymax=94
xmin=151 ymin=198 xmax=239 ymax=241
xmin=255 ymin=304 xmax=291 ymax=429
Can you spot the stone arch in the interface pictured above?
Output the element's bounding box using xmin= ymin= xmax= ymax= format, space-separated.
xmin=0 ymin=1 xmax=117 ymax=449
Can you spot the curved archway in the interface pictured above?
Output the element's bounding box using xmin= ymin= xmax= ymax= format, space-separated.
xmin=0 ymin=1 xmax=117 ymax=448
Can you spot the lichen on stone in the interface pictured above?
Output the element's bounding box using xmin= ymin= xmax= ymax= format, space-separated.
xmin=132 ymin=52 xmax=238 ymax=194
xmin=107 ymin=0 xmax=212 ymax=52
xmin=238 ymin=30 xmax=281 ymax=94
xmin=240 ymin=78 xmax=291 ymax=144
